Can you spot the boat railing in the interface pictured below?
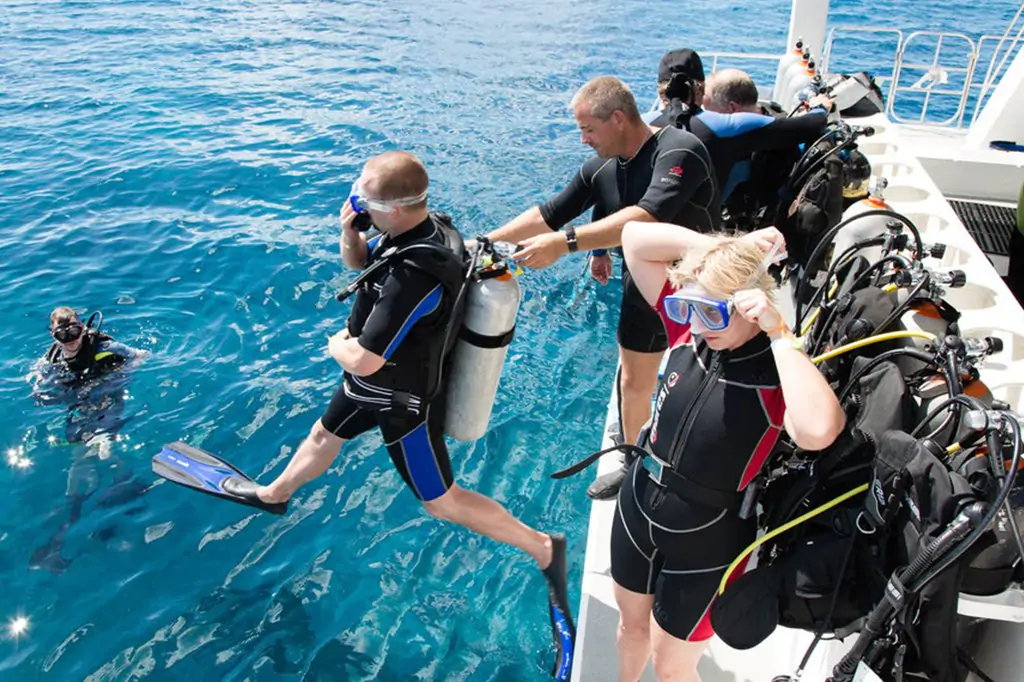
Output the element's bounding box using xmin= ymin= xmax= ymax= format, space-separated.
xmin=972 ymin=0 xmax=1024 ymax=121
xmin=821 ymin=25 xmax=904 ymax=106
xmin=676 ymin=16 xmax=1022 ymax=132
xmin=888 ymin=30 xmax=978 ymax=127
xmin=821 ymin=14 xmax=1023 ymax=129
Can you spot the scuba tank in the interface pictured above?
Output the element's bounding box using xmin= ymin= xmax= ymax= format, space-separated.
xmin=830 ymin=177 xmax=891 ymax=268
xmin=444 ymin=240 xmax=521 ymax=442
xmin=784 ymin=60 xmax=817 ymax=111
xmin=789 ymin=71 xmax=823 ymax=112
xmin=779 ymin=49 xmax=811 ymax=108
xmin=773 ymin=37 xmax=805 ymax=102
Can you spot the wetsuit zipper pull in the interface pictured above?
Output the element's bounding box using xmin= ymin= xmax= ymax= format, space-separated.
xmin=651 ymin=487 xmax=665 ymax=510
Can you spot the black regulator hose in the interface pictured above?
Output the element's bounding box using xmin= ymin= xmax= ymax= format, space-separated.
xmin=794 ymin=209 xmax=924 ymax=329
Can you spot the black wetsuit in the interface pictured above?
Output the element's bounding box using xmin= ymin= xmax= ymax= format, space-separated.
xmin=610 ymin=284 xmax=786 ymax=641
xmin=42 ymin=333 xmax=132 ymax=387
xmin=652 ymin=105 xmax=828 ymax=204
xmin=321 ymin=216 xmax=458 ymax=501
xmin=539 ymin=126 xmax=719 ymax=353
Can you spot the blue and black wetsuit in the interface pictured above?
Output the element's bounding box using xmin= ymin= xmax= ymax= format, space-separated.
xmin=610 ymin=284 xmax=786 ymax=641
xmin=321 ymin=216 xmax=459 ymax=501
xmin=653 ymin=104 xmax=828 ymax=204
xmin=36 ymin=333 xmax=136 ymax=445
xmin=539 ymin=126 xmax=720 ymax=353
xmin=40 ymin=332 xmax=133 ymax=389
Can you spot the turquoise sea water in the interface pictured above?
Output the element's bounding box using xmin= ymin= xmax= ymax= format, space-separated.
xmin=1 ymin=1 xmax=1020 ymax=680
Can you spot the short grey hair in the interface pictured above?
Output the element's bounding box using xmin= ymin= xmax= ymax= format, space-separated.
xmin=706 ymin=68 xmax=759 ymax=110
xmin=571 ymin=76 xmax=641 ymax=122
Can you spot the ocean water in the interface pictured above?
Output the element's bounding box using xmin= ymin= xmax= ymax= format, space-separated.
xmin=0 ymin=1 xmax=1019 ymax=680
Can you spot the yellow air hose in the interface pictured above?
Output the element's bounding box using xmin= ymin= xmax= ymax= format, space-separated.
xmin=714 ymin=325 xmax=940 ymax=594
xmin=718 ymin=483 xmax=870 ymax=595
xmin=808 ymin=330 xmax=936 ymax=365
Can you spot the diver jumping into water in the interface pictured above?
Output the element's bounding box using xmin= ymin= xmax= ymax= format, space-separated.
xmin=152 ymin=152 xmax=576 ymax=679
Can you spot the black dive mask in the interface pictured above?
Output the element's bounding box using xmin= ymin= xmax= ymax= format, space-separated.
xmin=52 ymin=322 xmax=85 ymax=343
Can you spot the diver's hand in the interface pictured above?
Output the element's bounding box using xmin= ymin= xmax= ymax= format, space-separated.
xmin=808 ymin=94 xmax=834 ymax=112
xmin=733 ymin=288 xmax=785 ymax=334
xmin=742 ymin=226 xmax=786 ymax=256
xmin=327 ymin=329 xmax=350 ymax=363
xmin=590 ymin=253 xmax=613 ymax=285
xmin=339 ymin=203 xmax=361 ymax=241
xmin=511 ymin=231 xmax=568 ymax=269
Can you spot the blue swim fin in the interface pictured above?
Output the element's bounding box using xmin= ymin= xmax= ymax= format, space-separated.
xmin=151 ymin=441 xmax=286 ymax=515
xmin=542 ymin=533 xmax=576 ymax=681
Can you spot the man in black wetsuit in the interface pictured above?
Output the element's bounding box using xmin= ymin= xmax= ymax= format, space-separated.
xmin=485 ymin=76 xmax=719 ymax=500
xmin=245 ymin=153 xmax=575 ymax=665
xmin=30 ymin=306 xmax=147 ymax=572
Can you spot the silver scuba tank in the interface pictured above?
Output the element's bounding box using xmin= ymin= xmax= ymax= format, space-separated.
xmin=831 ymin=176 xmax=892 ymax=268
xmin=444 ymin=242 xmax=521 ymax=442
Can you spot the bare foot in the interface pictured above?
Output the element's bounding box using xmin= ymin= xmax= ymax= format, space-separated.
xmin=538 ymin=533 xmax=554 ymax=570
xmin=256 ymin=485 xmax=289 ymax=505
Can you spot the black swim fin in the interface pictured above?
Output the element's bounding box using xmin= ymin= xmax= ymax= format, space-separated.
xmin=542 ymin=533 xmax=576 ymax=681
xmin=151 ymin=441 xmax=287 ymax=515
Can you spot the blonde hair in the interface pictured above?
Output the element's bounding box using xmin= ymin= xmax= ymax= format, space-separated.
xmin=571 ymin=76 xmax=641 ymax=122
xmin=667 ymin=234 xmax=776 ymax=299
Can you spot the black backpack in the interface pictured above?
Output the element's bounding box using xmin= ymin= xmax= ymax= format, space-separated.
xmin=710 ymin=359 xmax=916 ymax=648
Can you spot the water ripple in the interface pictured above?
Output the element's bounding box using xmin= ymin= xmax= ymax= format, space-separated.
xmin=2 ymin=0 xmax=1020 ymax=680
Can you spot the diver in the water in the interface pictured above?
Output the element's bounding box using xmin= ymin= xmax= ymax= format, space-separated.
xmin=29 ymin=306 xmax=148 ymax=573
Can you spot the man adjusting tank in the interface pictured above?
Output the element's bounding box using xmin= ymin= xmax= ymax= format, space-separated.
xmin=486 ymin=76 xmax=720 ymax=500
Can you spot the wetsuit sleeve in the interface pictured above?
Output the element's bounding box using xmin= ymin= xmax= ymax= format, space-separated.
xmin=637 ymin=135 xmax=714 ymax=222
xmin=538 ymin=161 xmax=599 ymax=231
xmin=710 ymin=109 xmax=828 ymax=152
xmin=96 ymin=340 xmax=136 ymax=361
xmin=357 ymin=266 xmax=445 ymax=360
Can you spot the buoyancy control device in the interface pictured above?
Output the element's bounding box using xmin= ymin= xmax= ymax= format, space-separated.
xmin=336 ymin=213 xmax=521 ymax=442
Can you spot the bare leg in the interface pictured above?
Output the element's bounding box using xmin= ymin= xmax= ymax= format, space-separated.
xmin=614 ymin=581 xmax=655 ymax=682
xmin=618 ymin=347 xmax=663 ymax=445
xmin=649 ymin=617 xmax=709 ymax=682
xmin=257 ymin=420 xmax=346 ymax=504
xmin=422 ymin=484 xmax=553 ymax=568
xmin=588 ymin=348 xmax=663 ymax=501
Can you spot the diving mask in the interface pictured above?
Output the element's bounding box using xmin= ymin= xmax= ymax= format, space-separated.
xmin=52 ymin=322 xmax=85 ymax=343
xmin=662 ymin=287 xmax=734 ymax=332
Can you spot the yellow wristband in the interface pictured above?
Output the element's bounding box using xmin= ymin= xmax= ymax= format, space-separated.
xmin=766 ymin=322 xmax=790 ymax=338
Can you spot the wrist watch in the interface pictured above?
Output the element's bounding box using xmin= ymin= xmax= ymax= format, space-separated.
xmin=565 ymin=227 xmax=579 ymax=253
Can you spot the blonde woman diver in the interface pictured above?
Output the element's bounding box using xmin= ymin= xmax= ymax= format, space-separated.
xmin=610 ymin=221 xmax=846 ymax=682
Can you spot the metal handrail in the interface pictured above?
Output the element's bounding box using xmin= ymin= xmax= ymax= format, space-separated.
xmin=700 ymin=50 xmax=780 ymax=72
xmin=978 ymin=1 xmax=1024 ymax=103
xmin=970 ymin=34 xmax=1024 ymax=123
xmin=887 ymin=30 xmax=977 ymax=127
xmin=822 ymin=26 xmax=904 ymax=106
